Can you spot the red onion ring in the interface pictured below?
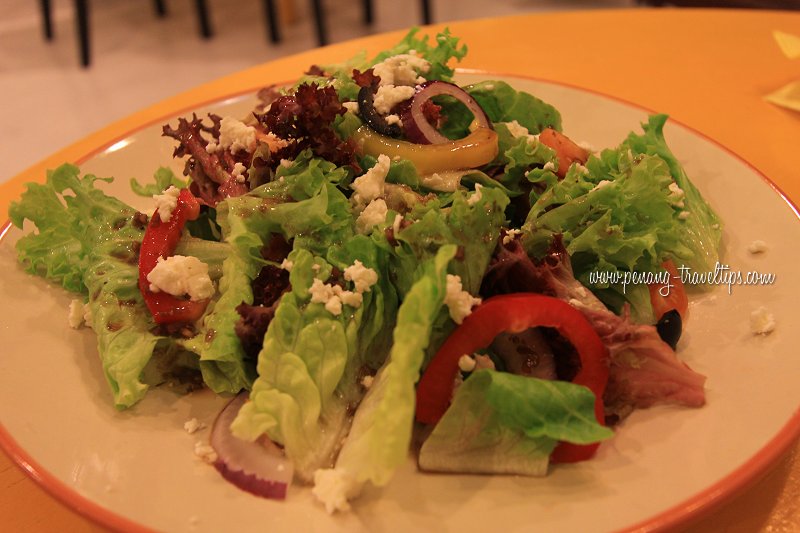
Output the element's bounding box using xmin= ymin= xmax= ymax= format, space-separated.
xmin=402 ymin=81 xmax=493 ymax=145
xmin=210 ymin=392 xmax=293 ymax=499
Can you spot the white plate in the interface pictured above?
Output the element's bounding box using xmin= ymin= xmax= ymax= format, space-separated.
xmin=2 ymin=73 xmax=799 ymax=533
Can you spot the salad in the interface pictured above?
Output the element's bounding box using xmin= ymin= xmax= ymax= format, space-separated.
xmin=8 ymin=28 xmax=721 ymax=513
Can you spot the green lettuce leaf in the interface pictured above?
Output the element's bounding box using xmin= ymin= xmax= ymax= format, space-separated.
xmin=491 ymin=122 xmax=558 ymax=192
xmin=316 ymin=28 xmax=468 ymax=102
xmin=614 ymin=114 xmax=723 ymax=274
xmin=9 ymin=164 xmax=186 ymax=407
xmin=311 ymin=245 xmax=455 ymax=512
xmin=10 ymin=164 xmax=136 ymax=294
xmin=438 ymin=80 xmax=563 ymax=140
xmin=418 ymin=369 xmax=613 ymax=475
xmin=367 ymin=27 xmax=467 ymax=82
xmin=523 ymin=115 xmax=722 ymax=321
xmin=130 ymin=167 xmax=188 ymax=197
xmin=393 ymin=184 xmax=509 ymax=296
xmin=180 ymin=150 xmax=357 ymax=393
xmin=231 ymin=237 xmax=398 ymax=480
xmin=177 ymin=244 xmax=257 ymax=394
xmin=228 ymin=151 xmax=403 ymax=478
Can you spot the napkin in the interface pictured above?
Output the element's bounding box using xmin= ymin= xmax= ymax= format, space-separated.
xmin=765 ymin=81 xmax=800 ymax=112
xmin=773 ymin=30 xmax=800 ymax=60
xmin=765 ymin=30 xmax=800 ymax=112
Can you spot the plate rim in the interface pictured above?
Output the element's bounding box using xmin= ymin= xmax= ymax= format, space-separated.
xmin=2 ymin=71 xmax=799 ymax=533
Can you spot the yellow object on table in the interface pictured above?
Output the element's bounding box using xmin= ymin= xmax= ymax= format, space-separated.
xmin=1 ymin=8 xmax=799 ymax=532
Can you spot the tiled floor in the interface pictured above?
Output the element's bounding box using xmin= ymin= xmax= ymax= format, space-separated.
xmin=0 ymin=0 xmax=635 ymax=182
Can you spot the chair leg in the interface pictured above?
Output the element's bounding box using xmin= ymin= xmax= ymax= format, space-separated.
xmin=363 ymin=0 xmax=373 ymax=25
xmin=40 ymin=0 xmax=54 ymax=40
xmin=263 ymin=0 xmax=281 ymax=44
xmin=310 ymin=0 xmax=327 ymax=47
xmin=74 ymin=0 xmax=90 ymax=67
xmin=195 ymin=0 xmax=213 ymax=39
xmin=153 ymin=0 xmax=167 ymax=17
xmin=421 ymin=0 xmax=431 ymax=25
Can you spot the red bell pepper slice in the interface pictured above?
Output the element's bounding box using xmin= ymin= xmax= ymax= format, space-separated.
xmin=415 ymin=293 xmax=609 ymax=463
xmin=647 ymin=259 xmax=688 ymax=321
xmin=138 ymin=188 xmax=208 ymax=324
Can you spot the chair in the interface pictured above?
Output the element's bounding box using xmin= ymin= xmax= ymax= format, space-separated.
xmin=309 ymin=0 xmax=433 ymax=47
xmin=38 ymin=0 xmax=435 ymax=67
xmin=38 ymin=0 xmax=211 ymax=68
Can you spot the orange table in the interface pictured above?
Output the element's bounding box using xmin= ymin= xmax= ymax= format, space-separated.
xmin=1 ymin=8 xmax=799 ymax=532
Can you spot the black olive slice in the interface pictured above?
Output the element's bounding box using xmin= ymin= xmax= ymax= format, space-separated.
xmin=656 ymin=309 xmax=682 ymax=350
xmin=356 ymin=85 xmax=403 ymax=138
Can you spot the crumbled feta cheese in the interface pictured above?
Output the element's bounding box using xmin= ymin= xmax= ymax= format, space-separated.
xmin=574 ymin=164 xmax=590 ymax=175
xmin=360 ymin=375 xmax=374 ymax=389
xmin=334 ymin=286 xmax=363 ymax=308
xmin=458 ymin=354 xmax=477 ymax=372
xmin=384 ymin=114 xmax=402 ymax=126
xmin=194 ymin=441 xmax=218 ymax=463
xmin=280 ymin=258 xmax=294 ymax=272
xmin=308 ymin=262 xmax=375 ymax=317
xmin=183 ymin=418 xmax=206 ymax=434
xmin=543 ymin=161 xmax=556 ymax=172
xmin=504 ymin=120 xmax=530 ymax=139
xmin=503 ymin=120 xmax=542 ymax=146
xmin=312 ymin=468 xmax=361 ymax=513
xmin=750 ymin=307 xmax=776 ymax=335
xmin=747 ymin=240 xmax=768 ymax=254
xmin=371 ymin=52 xmax=430 ymax=86
xmin=668 ymin=182 xmax=686 ymax=208
xmin=206 ymin=141 xmax=219 ymax=154
xmin=231 ymin=162 xmax=247 ymax=183
xmin=309 ymin=278 xmax=336 ymax=305
xmin=444 ymin=274 xmax=481 ymax=324
xmin=344 ymin=260 xmax=379 ymax=293
xmin=352 ymin=154 xmax=390 ymax=203
xmin=502 ymin=228 xmax=522 ymax=245
xmin=355 ymin=199 xmax=388 ymax=235
xmin=578 ymin=140 xmax=596 ymax=152
xmin=590 ymin=180 xmax=612 ymax=192
xmin=392 ymin=213 xmax=404 ymax=235
xmin=68 ymin=299 xmax=86 ymax=329
xmin=153 ymin=186 xmax=181 ymax=222
xmin=467 ymin=183 xmax=483 ymax=206
xmin=372 ymin=85 xmax=416 ymax=114
xmin=147 ymin=256 xmax=215 ymax=301
xmin=678 ymin=211 xmax=691 ymax=220
xmin=324 ymin=297 xmax=343 ymax=316
xmin=279 ymin=158 xmax=294 ymax=168
xmin=668 ymin=182 xmax=685 ymax=198
xmin=342 ymin=101 xmax=359 ymax=113
xmin=218 ymin=116 xmax=257 ymax=154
